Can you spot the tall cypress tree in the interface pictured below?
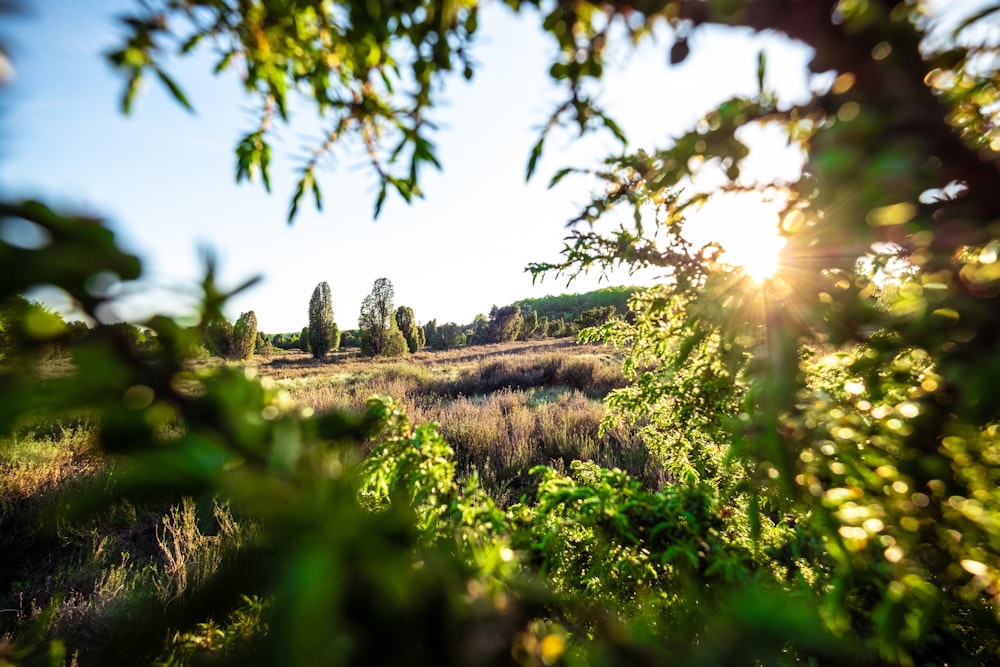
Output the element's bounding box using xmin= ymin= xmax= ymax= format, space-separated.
xmin=232 ymin=310 xmax=258 ymax=360
xmin=308 ymin=282 xmax=337 ymax=359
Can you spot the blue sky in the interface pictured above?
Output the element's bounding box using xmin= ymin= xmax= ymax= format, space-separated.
xmin=1 ymin=1 xmax=818 ymax=332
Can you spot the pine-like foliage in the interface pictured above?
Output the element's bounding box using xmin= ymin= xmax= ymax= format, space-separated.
xmin=204 ymin=318 xmax=234 ymax=358
xmin=308 ymin=282 xmax=337 ymax=359
xmin=487 ymin=305 xmax=522 ymax=343
xmin=359 ymin=278 xmax=395 ymax=356
xmin=231 ymin=311 xmax=257 ymax=360
xmin=384 ymin=322 xmax=409 ymax=357
xmin=395 ymin=306 xmax=420 ymax=353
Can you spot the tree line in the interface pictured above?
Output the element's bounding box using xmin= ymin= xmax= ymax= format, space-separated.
xmin=1 ymin=284 xmax=633 ymax=365
xmin=268 ymin=282 xmax=638 ymax=359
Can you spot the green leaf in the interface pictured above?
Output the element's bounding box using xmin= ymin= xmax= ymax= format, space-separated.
xmin=122 ymin=71 xmax=142 ymax=115
xmin=757 ymin=50 xmax=766 ymax=94
xmin=260 ymin=141 xmax=272 ymax=192
xmin=312 ymin=177 xmax=323 ymax=212
xmin=155 ymin=68 xmax=194 ymax=113
xmin=288 ymin=171 xmax=312 ymax=224
xmin=525 ymin=137 xmax=545 ymax=181
xmin=600 ymin=113 xmax=627 ymax=145
xmin=548 ymin=167 xmax=575 ymax=188
xmin=180 ymin=32 xmax=204 ymax=54
xmin=213 ymin=50 xmax=236 ymax=74
xmin=373 ymin=183 xmax=388 ymax=219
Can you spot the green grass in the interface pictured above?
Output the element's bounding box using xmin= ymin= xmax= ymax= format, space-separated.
xmin=1 ymin=339 xmax=655 ymax=664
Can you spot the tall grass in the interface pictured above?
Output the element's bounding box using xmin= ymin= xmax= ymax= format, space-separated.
xmin=1 ymin=340 xmax=657 ymax=661
xmin=260 ymin=341 xmax=659 ymax=503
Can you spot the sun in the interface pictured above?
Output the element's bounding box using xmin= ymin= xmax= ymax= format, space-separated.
xmin=685 ymin=190 xmax=787 ymax=281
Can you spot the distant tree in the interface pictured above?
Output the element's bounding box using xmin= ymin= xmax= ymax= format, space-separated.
xmin=467 ymin=313 xmax=489 ymax=345
xmin=549 ymin=318 xmax=566 ymax=338
xmin=384 ymin=321 xmax=409 ymax=357
xmin=299 ymin=326 xmax=310 ymax=353
xmin=204 ymin=317 xmax=234 ymax=358
xmin=0 ymin=295 xmax=67 ymax=362
xmin=519 ymin=309 xmax=539 ymax=340
xmin=340 ymin=329 xmax=360 ymax=348
xmin=437 ymin=322 xmax=466 ymax=349
xmin=102 ymin=321 xmax=148 ymax=355
xmin=487 ymin=305 xmax=522 ymax=343
xmin=231 ymin=310 xmax=258 ymax=360
xmin=308 ymin=282 xmax=338 ymax=359
xmin=416 ymin=324 xmax=426 ymax=350
xmin=575 ymin=306 xmax=617 ymax=330
xmin=395 ymin=306 xmax=420 ymax=353
xmin=255 ymin=331 xmax=274 ymax=357
xmin=359 ymin=278 xmax=395 ymax=356
xmin=423 ymin=320 xmax=439 ymax=349
xmin=537 ymin=316 xmax=550 ymax=339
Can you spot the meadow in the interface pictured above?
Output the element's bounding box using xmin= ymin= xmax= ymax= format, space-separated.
xmin=0 ymin=338 xmax=658 ymax=662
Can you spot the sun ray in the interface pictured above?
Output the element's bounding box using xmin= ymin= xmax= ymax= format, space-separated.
xmin=685 ymin=190 xmax=787 ymax=281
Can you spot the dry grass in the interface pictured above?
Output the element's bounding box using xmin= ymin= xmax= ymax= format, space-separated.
xmin=252 ymin=339 xmax=660 ymax=502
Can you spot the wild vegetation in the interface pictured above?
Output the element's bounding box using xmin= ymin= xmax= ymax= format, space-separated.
xmin=1 ymin=339 xmax=641 ymax=663
xmin=4 ymin=1 xmax=1000 ymax=666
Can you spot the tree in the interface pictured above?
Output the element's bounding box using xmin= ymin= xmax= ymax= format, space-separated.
xmin=575 ymin=305 xmax=616 ymax=330
xmin=359 ymin=278 xmax=396 ymax=357
xmin=487 ymin=305 xmax=522 ymax=343
xmin=0 ymin=295 xmax=66 ymax=363
xmin=299 ymin=326 xmax=310 ymax=354
xmin=204 ymin=317 xmax=234 ymax=358
xmin=339 ymin=329 xmax=361 ymax=349
xmin=436 ymin=322 xmax=466 ymax=350
xmin=255 ymin=331 xmax=274 ymax=358
xmin=308 ymin=282 xmax=338 ymax=359
xmin=395 ymin=306 xmax=420 ymax=353
xmin=468 ymin=313 xmax=489 ymax=345
xmin=422 ymin=320 xmax=439 ymax=350
xmin=231 ymin=310 xmax=257 ymax=360
xmin=384 ymin=321 xmax=410 ymax=357
xmin=518 ymin=308 xmax=538 ymax=340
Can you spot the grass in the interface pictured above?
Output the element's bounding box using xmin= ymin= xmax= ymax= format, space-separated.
xmin=1 ymin=338 xmax=660 ymax=663
xmin=251 ymin=339 xmax=658 ymax=502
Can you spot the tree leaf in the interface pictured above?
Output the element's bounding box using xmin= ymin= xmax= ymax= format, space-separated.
xmin=122 ymin=71 xmax=142 ymax=115
xmin=312 ymin=177 xmax=323 ymax=212
xmin=155 ymin=68 xmax=194 ymax=113
xmin=757 ymin=50 xmax=766 ymax=94
xmin=548 ymin=167 xmax=575 ymax=188
xmin=180 ymin=33 xmax=204 ymax=54
xmin=525 ymin=137 xmax=545 ymax=181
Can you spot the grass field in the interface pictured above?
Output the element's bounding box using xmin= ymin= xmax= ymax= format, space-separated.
xmin=0 ymin=338 xmax=657 ymax=663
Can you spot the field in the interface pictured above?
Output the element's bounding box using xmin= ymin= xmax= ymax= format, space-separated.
xmin=259 ymin=339 xmax=661 ymax=500
xmin=0 ymin=338 xmax=657 ymax=663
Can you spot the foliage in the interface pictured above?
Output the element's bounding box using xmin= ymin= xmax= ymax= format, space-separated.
xmin=424 ymin=321 xmax=466 ymax=350
xmin=203 ymin=317 xmax=234 ymax=359
xmin=231 ymin=310 xmax=258 ymax=360
xmin=0 ymin=296 xmax=67 ymax=364
xmin=339 ymin=329 xmax=360 ymax=349
xmin=255 ymin=331 xmax=274 ymax=357
xmin=395 ymin=305 xmax=421 ymax=353
xmin=515 ymin=287 xmax=636 ymax=325
xmin=574 ymin=305 xmax=617 ymax=330
xmin=383 ymin=321 xmax=410 ymax=358
xmin=307 ymin=282 xmax=338 ymax=359
xmin=487 ymin=305 xmax=523 ymax=344
xmin=8 ymin=0 xmax=1000 ymax=664
xmin=358 ymin=278 xmax=396 ymax=357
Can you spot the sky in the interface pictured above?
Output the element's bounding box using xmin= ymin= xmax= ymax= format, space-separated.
xmin=0 ymin=0 xmax=822 ymax=332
